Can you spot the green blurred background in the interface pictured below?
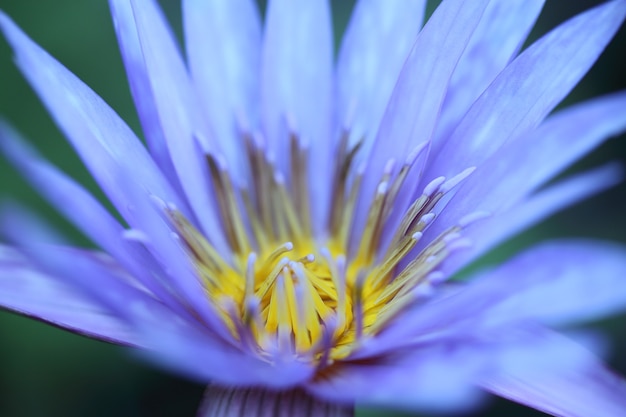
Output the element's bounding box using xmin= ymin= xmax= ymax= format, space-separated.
xmin=0 ymin=1 xmax=624 ymax=416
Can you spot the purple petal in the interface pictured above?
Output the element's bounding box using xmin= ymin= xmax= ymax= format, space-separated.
xmin=437 ymin=92 xmax=626 ymax=224
xmin=141 ymin=325 xmax=314 ymax=387
xmin=480 ymin=328 xmax=626 ymax=417
xmin=428 ymin=0 xmax=626 ymax=180
xmin=0 ymin=122 xmax=127 ymax=258
xmin=3 ymin=201 xmax=304 ymax=388
xmin=336 ymin=0 xmax=426 ymax=149
xmin=112 ymin=0 xmax=230 ymax=254
xmin=433 ymin=0 xmax=544 ymax=148
xmin=423 ymin=92 xmax=626 ymax=255
xmin=441 ymin=163 xmax=623 ymax=277
xmin=182 ymin=0 xmax=261 ymax=180
xmin=0 ymin=15 xmax=225 ymax=328
xmin=482 ymin=240 xmax=626 ymax=326
xmin=261 ymin=0 xmax=333 ymax=233
xmin=306 ymin=342 xmax=485 ymax=412
xmin=30 ymin=244 xmax=312 ymax=387
xmin=0 ymin=245 xmax=141 ymax=346
xmin=351 ymin=0 xmax=490 ymax=247
xmin=2 ymin=232 xmax=290 ymax=386
xmin=0 ymin=12 xmax=187 ymax=237
xmin=0 ymin=123 xmax=196 ymax=319
xmin=107 ymin=0 xmax=180 ymax=189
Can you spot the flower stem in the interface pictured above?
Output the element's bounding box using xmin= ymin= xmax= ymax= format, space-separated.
xmin=197 ymin=384 xmax=354 ymax=416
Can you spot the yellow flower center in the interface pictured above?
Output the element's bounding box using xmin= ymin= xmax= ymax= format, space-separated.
xmin=167 ymin=132 xmax=476 ymax=365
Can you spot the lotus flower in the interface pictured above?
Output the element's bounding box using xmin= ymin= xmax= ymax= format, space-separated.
xmin=1 ymin=0 xmax=626 ymax=416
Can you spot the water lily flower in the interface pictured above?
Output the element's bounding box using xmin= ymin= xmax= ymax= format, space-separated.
xmin=1 ymin=0 xmax=626 ymax=416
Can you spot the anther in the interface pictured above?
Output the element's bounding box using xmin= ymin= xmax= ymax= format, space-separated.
xmin=440 ymin=167 xmax=476 ymax=193
xmin=446 ymin=238 xmax=472 ymax=252
xmin=459 ymin=211 xmax=491 ymax=228
xmin=426 ymin=271 xmax=446 ymax=286
xmin=298 ymin=254 xmax=315 ymax=264
xmin=263 ymin=242 xmax=294 ymax=267
xmin=423 ymin=176 xmax=446 ymax=197
xmin=122 ymin=229 xmax=150 ymax=243
xmin=417 ymin=212 xmax=436 ymax=228
xmin=405 ymin=141 xmax=429 ymax=166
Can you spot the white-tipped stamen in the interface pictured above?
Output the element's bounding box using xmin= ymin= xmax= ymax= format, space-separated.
xmin=440 ymin=166 xmax=476 ymax=193
xmin=459 ymin=210 xmax=492 ymax=228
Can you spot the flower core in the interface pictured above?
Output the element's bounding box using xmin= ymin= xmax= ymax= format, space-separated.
xmin=168 ymin=132 xmax=475 ymax=365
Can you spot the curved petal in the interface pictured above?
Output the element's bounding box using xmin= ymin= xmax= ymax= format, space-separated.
xmin=427 ymin=0 xmax=626 ymax=180
xmin=261 ymin=0 xmax=333 ymax=233
xmin=0 ymin=246 xmax=141 ymax=346
xmin=433 ymin=0 xmax=544 ymax=148
xmin=182 ymin=0 xmax=261 ymax=180
xmin=336 ymin=0 xmax=426 ymax=148
xmin=111 ymin=0 xmax=230 ymax=254
xmin=480 ymin=328 xmax=626 ymax=417
xmin=351 ymin=0 xmax=490 ymax=247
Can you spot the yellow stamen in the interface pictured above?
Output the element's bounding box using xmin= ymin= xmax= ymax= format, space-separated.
xmin=165 ymin=130 xmax=477 ymax=365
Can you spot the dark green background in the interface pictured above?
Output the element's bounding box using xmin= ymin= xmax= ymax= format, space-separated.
xmin=0 ymin=1 xmax=624 ymax=416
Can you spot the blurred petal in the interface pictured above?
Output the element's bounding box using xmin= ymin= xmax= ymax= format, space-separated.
xmin=481 ymin=329 xmax=626 ymax=417
xmin=428 ymin=0 xmax=626 ymax=180
xmin=0 ymin=245 xmax=140 ymax=346
xmin=484 ymin=240 xmax=626 ymax=326
xmin=142 ymin=325 xmax=314 ymax=387
xmin=2 ymin=229 xmax=275 ymax=384
xmin=337 ymin=0 xmax=426 ymax=148
xmin=434 ymin=0 xmax=544 ymax=147
xmin=261 ymin=0 xmax=333 ymax=232
xmin=51 ymin=250 xmax=308 ymax=387
xmin=2 ymin=204 xmax=314 ymax=386
xmin=307 ymin=343 xmax=485 ymax=412
xmin=183 ymin=0 xmax=261 ymax=179
xmin=198 ymin=385 xmax=353 ymax=417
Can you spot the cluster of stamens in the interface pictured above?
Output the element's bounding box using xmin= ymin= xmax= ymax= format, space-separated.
xmin=166 ymin=129 xmax=480 ymax=366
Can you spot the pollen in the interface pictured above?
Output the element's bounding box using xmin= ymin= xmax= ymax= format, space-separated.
xmin=166 ymin=130 xmax=479 ymax=366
